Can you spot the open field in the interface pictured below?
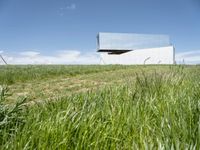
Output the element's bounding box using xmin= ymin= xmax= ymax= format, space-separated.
xmin=0 ymin=65 xmax=200 ymax=149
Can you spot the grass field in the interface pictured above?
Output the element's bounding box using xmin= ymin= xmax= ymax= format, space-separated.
xmin=0 ymin=65 xmax=200 ymax=149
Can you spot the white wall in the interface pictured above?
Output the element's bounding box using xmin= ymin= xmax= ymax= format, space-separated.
xmin=100 ymin=46 xmax=175 ymax=65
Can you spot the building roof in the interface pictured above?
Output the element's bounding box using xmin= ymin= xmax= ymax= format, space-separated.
xmin=97 ymin=32 xmax=171 ymax=53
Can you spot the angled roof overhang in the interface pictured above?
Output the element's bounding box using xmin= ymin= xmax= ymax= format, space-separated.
xmin=97 ymin=49 xmax=132 ymax=54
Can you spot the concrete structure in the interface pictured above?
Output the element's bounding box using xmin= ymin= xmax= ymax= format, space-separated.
xmin=97 ymin=32 xmax=175 ymax=64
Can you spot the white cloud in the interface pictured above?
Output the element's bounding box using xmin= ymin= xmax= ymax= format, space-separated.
xmin=20 ymin=51 xmax=40 ymax=57
xmin=0 ymin=50 xmax=100 ymax=65
xmin=66 ymin=3 xmax=76 ymax=10
xmin=176 ymin=50 xmax=200 ymax=64
xmin=57 ymin=50 xmax=80 ymax=59
xmin=58 ymin=3 xmax=76 ymax=16
xmin=0 ymin=50 xmax=3 ymax=54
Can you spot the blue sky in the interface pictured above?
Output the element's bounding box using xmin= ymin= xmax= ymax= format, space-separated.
xmin=0 ymin=0 xmax=200 ymax=64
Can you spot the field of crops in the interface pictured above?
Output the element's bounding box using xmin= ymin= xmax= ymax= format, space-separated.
xmin=0 ymin=65 xmax=200 ymax=149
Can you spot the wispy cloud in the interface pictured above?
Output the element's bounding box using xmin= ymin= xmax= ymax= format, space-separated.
xmin=0 ymin=50 xmax=100 ymax=65
xmin=66 ymin=3 xmax=76 ymax=10
xmin=20 ymin=51 xmax=40 ymax=57
xmin=60 ymin=3 xmax=76 ymax=11
xmin=176 ymin=50 xmax=200 ymax=64
xmin=59 ymin=3 xmax=76 ymax=16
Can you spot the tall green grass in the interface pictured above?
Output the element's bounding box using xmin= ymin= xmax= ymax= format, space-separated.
xmin=0 ymin=65 xmax=200 ymax=149
xmin=0 ymin=85 xmax=27 ymax=144
xmin=0 ymin=65 xmax=132 ymax=85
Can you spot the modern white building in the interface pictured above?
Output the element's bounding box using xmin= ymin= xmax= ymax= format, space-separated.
xmin=97 ymin=32 xmax=175 ymax=64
